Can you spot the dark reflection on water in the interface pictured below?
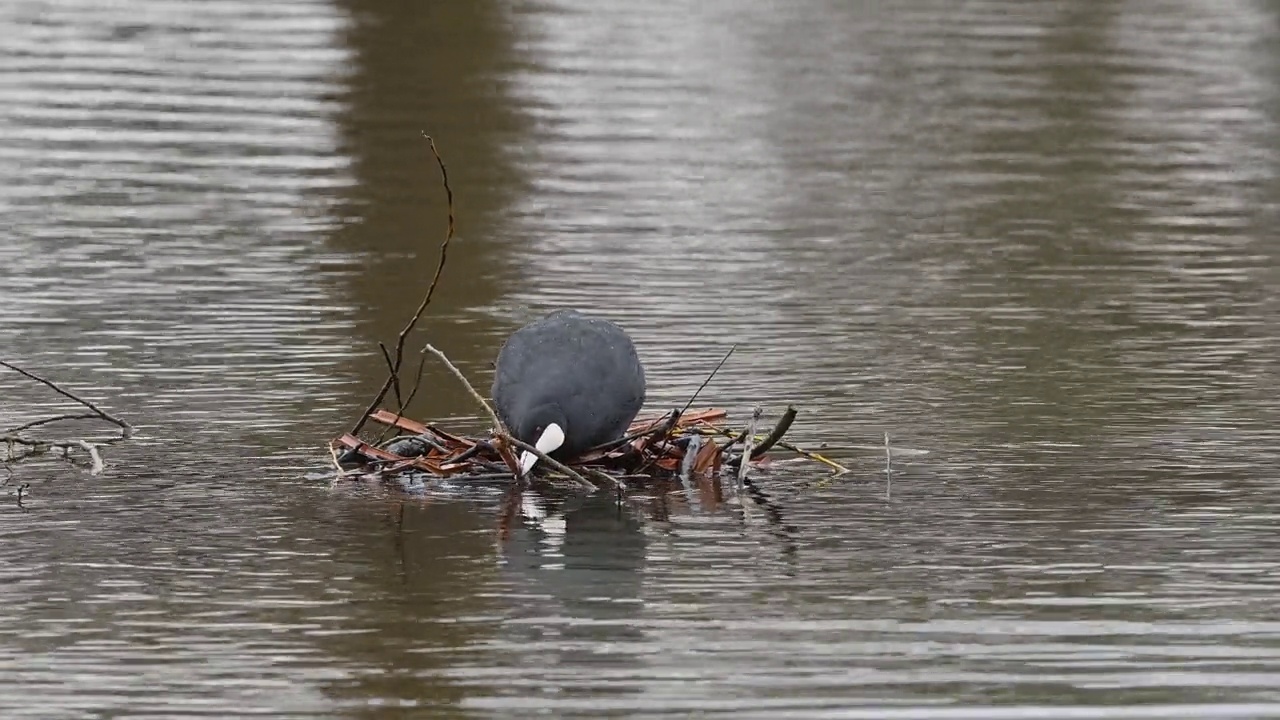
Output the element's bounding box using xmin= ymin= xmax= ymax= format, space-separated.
xmin=2 ymin=0 xmax=1280 ymax=717
xmin=329 ymin=0 xmax=525 ymax=415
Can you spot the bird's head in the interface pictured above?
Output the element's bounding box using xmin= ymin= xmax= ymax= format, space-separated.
xmin=516 ymin=403 xmax=568 ymax=475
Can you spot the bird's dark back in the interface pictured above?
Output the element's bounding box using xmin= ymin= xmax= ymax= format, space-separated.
xmin=492 ymin=310 xmax=646 ymax=450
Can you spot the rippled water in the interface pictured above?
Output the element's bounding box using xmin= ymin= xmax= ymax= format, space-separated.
xmin=3 ymin=0 xmax=1279 ymax=717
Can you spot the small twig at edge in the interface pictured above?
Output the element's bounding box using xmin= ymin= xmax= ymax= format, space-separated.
xmin=884 ymin=431 xmax=892 ymax=501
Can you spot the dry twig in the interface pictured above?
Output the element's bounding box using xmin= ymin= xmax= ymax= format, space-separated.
xmin=422 ymin=344 xmax=504 ymax=432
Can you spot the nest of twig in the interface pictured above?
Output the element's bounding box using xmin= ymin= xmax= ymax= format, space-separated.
xmin=331 ymin=404 xmax=846 ymax=491
xmin=328 ymin=137 xmax=847 ymax=493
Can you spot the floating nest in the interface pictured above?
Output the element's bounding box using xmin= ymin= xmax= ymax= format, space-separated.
xmin=327 ymin=139 xmax=847 ymax=493
xmin=331 ymin=405 xmax=846 ymax=490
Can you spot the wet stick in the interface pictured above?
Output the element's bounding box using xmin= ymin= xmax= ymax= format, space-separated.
xmin=503 ymin=435 xmax=597 ymax=492
xmin=680 ymin=434 xmax=701 ymax=482
xmin=327 ymin=441 xmax=353 ymax=480
xmin=631 ymin=410 xmax=681 ymax=474
xmin=421 ymin=345 xmax=503 ymax=433
xmin=5 ymin=413 xmax=102 ymax=435
xmin=579 ymin=467 xmax=623 ymax=495
xmin=735 ymin=406 xmax=762 ymax=522
xmin=679 ymin=433 xmax=701 ymax=500
xmin=737 ymin=406 xmax=763 ymax=488
xmin=420 ymin=342 xmax=514 ymax=477
xmin=749 ymin=405 xmax=797 ymax=460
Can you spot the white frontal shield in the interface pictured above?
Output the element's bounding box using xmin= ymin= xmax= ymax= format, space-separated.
xmin=519 ymin=422 xmax=565 ymax=475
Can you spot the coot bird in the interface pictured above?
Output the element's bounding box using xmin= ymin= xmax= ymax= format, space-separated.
xmin=492 ymin=309 xmax=646 ymax=475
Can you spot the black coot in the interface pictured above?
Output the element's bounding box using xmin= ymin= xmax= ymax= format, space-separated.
xmin=492 ymin=309 xmax=646 ymax=474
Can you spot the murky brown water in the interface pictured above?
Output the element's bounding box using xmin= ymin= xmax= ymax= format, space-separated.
xmin=3 ymin=1 xmax=1279 ymax=717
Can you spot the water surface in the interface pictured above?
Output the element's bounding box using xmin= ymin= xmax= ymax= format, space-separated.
xmin=2 ymin=1 xmax=1278 ymax=717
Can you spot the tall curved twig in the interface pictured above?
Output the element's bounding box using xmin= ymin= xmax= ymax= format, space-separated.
xmin=349 ymin=134 xmax=456 ymax=437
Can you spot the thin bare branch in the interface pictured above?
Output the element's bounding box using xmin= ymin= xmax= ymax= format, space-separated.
xmin=349 ymin=134 xmax=456 ymax=437
xmin=679 ymin=344 xmax=736 ymax=417
xmin=4 ymin=413 xmax=101 ymax=435
xmin=585 ymin=407 xmax=679 ymax=457
xmin=422 ymin=344 xmax=504 ymax=431
xmin=378 ymin=342 xmax=401 ymax=409
xmin=0 ymin=360 xmax=131 ymax=437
